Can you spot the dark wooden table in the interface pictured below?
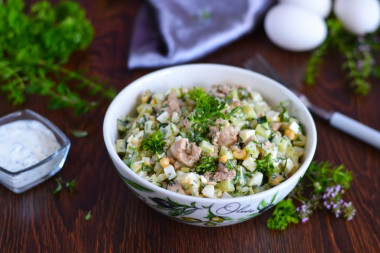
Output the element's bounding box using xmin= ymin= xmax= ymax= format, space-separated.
xmin=1 ymin=1 xmax=379 ymax=252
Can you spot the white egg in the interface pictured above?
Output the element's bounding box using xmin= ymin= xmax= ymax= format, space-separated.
xmin=279 ymin=0 xmax=332 ymax=18
xmin=264 ymin=4 xmax=327 ymax=52
xmin=334 ymin=0 xmax=380 ymax=36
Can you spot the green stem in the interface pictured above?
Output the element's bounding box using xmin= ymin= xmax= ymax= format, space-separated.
xmin=37 ymin=60 xmax=114 ymax=99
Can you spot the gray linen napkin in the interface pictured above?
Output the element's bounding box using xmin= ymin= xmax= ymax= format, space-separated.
xmin=128 ymin=0 xmax=275 ymax=69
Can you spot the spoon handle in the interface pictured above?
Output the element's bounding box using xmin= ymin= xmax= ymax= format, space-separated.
xmin=329 ymin=112 xmax=380 ymax=150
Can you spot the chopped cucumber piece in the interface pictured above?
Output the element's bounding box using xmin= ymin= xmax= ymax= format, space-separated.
xmin=242 ymin=104 xmax=257 ymax=120
xmin=219 ymin=146 xmax=234 ymax=159
xmin=219 ymin=180 xmax=235 ymax=192
xmin=255 ymin=124 xmax=271 ymax=139
xmin=115 ymin=139 xmax=126 ymax=155
xmin=200 ymin=140 xmax=216 ymax=155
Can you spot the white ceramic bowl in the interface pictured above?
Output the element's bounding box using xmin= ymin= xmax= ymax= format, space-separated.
xmin=103 ymin=64 xmax=317 ymax=227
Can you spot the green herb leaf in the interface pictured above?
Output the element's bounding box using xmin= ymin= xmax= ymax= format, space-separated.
xmin=85 ymin=210 xmax=91 ymax=220
xmin=305 ymin=17 xmax=380 ymax=95
xmin=267 ymin=199 xmax=299 ymax=230
xmin=141 ymin=163 xmax=154 ymax=173
xmin=72 ymin=130 xmax=88 ymax=138
xmin=184 ymin=128 xmax=205 ymax=144
xmin=256 ymin=154 xmax=275 ymax=177
xmin=267 ymin=161 xmax=356 ymax=230
xmin=228 ymin=106 xmax=241 ymax=118
xmin=305 ymin=161 xmax=353 ymax=194
xmin=225 ymin=159 xmax=236 ymax=171
xmin=65 ymin=178 xmax=77 ymax=194
xmin=53 ymin=178 xmax=63 ymax=194
xmin=279 ymin=101 xmax=290 ymax=122
xmin=53 ymin=176 xmax=77 ymax=194
xmin=187 ymin=87 xmax=227 ymax=138
xmin=194 ymin=156 xmax=218 ymax=174
xmin=141 ymin=130 xmax=165 ymax=154
xmin=0 ymin=0 xmax=115 ymax=115
xmin=257 ymin=116 xmax=267 ymax=124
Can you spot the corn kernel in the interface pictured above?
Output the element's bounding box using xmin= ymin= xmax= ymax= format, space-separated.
xmin=219 ymin=155 xmax=228 ymax=163
xmin=233 ymin=149 xmax=247 ymax=160
xmin=141 ymin=95 xmax=150 ymax=103
xmin=159 ymin=157 xmax=170 ymax=168
xmin=284 ymin=129 xmax=296 ymax=141
xmin=149 ymin=98 xmax=157 ymax=105
xmin=269 ymin=175 xmax=285 ymax=186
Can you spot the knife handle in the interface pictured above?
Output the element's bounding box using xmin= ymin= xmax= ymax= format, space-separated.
xmin=330 ymin=112 xmax=380 ymax=150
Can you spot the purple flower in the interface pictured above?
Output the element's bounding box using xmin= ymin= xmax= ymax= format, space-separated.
xmin=343 ymin=202 xmax=356 ymax=221
xmin=297 ymin=201 xmax=313 ymax=223
xmin=322 ymin=185 xmax=356 ymax=220
xmin=323 ymin=185 xmax=345 ymax=218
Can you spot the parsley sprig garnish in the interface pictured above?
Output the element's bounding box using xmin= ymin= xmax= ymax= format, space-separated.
xmin=256 ymin=154 xmax=275 ymax=177
xmin=187 ymin=87 xmax=227 ymax=136
xmin=267 ymin=161 xmax=356 ymax=230
xmin=194 ymin=156 xmax=218 ymax=174
xmin=0 ymin=0 xmax=115 ymax=115
xmin=267 ymin=199 xmax=299 ymax=230
xmin=141 ymin=130 xmax=165 ymax=154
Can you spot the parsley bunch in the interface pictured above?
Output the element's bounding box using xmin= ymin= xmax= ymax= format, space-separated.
xmin=267 ymin=161 xmax=356 ymax=230
xmin=305 ymin=17 xmax=380 ymax=95
xmin=0 ymin=0 xmax=115 ymax=115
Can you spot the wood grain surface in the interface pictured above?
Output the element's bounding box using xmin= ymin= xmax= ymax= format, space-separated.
xmin=1 ymin=0 xmax=379 ymax=252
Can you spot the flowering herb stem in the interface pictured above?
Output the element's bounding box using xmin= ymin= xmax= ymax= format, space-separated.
xmin=305 ymin=17 xmax=380 ymax=95
xmin=267 ymin=161 xmax=356 ymax=230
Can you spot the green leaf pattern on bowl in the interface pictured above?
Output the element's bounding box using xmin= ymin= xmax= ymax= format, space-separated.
xmin=118 ymin=170 xmax=154 ymax=193
xmin=118 ymin=172 xmax=280 ymax=226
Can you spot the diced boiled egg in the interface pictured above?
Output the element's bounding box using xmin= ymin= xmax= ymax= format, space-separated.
xmin=164 ymin=165 xmax=176 ymax=180
xmin=202 ymin=185 xmax=215 ymax=198
xmin=247 ymin=172 xmax=263 ymax=187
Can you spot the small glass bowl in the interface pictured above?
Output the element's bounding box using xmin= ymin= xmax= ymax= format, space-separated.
xmin=0 ymin=109 xmax=70 ymax=193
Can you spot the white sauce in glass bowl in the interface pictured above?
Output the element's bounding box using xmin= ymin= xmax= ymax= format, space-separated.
xmin=0 ymin=119 xmax=61 ymax=172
